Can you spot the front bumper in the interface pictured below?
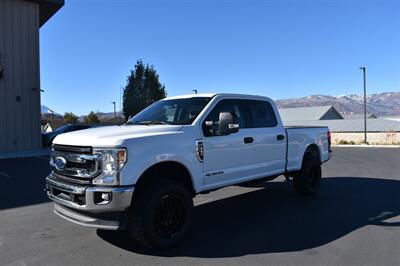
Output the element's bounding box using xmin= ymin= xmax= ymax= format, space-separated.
xmin=46 ymin=175 xmax=134 ymax=229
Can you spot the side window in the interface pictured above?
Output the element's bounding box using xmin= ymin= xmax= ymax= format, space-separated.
xmin=246 ymin=100 xmax=277 ymax=128
xmin=203 ymin=99 xmax=246 ymax=136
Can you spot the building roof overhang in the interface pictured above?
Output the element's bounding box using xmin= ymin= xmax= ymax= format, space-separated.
xmin=25 ymin=0 xmax=64 ymax=27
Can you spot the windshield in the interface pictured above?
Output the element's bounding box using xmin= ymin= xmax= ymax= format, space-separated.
xmin=127 ymin=97 xmax=212 ymax=125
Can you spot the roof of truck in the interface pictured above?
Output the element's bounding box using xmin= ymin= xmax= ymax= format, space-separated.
xmin=165 ymin=93 xmax=217 ymax=99
xmin=165 ymin=93 xmax=274 ymax=102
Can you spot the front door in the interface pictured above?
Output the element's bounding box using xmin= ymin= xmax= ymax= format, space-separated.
xmin=202 ymin=99 xmax=255 ymax=189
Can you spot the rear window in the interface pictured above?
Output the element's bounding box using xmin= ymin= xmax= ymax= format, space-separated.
xmin=244 ymin=100 xmax=277 ymax=128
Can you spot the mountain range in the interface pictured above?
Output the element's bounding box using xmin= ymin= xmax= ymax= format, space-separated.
xmin=41 ymin=105 xmax=59 ymax=115
xmin=40 ymin=106 xmax=122 ymax=122
xmin=41 ymin=91 xmax=400 ymax=119
xmin=275 ymin=91 xmax=399 ymax=116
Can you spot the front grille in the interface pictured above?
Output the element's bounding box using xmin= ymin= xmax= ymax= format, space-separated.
xmin=52 ymin=172 xmax=91 ymax=185
xmin=66 ymin=160 xmax=96 ymax=172
xmin=53 ymin=144 xmax=92 ymax=154
xmin=50 ymin=145 xmax=102 ymax=184
xmin=52 ymin=187 xmax=86 ymax=205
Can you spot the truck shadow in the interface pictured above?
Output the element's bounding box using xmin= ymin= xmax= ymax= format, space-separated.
xmin=98 ymin=176 xmax=400 ymax=258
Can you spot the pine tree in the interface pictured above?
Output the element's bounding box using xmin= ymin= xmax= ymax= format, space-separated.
xmin=123 ymin=60 xmax=167 ymax=120
xmin=84 ymin=111 xmax=99 ymax=124
xmin=63 ymin=112 xmax=78 ymax=124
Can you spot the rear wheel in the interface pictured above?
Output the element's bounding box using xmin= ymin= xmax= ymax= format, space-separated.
xmin=128 ymin=178 xmax=193 ymax=250
xmin=293 ymin=153 xmax=321 ymax=196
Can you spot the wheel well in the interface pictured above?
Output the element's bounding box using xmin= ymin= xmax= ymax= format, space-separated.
xmin=305 ymin=144 xmax=321 ymax=163
xmin=135 ymin=161 xmax=195 ymax=195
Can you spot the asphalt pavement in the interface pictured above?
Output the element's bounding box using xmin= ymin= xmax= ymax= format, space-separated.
xmin=0 ymin=147 xmax=399 ymax=266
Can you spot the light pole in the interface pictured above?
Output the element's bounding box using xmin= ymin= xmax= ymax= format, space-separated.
xmin=359 ymin=66 xmax=367 ymax=144
xmin=192 ymin=89 xmax=198 ymax=94
xmin=111 ymin=101 xmax=116 ymax=121
xmin=120 ymin=85 xmax=123 ymax=123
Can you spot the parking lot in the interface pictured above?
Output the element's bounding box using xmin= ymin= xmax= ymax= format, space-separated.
xmin=0 ymin=147 xmax=399 ymax=266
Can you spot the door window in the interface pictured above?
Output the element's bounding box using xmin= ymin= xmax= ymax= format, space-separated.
xmin=203 ymin=99 xmax=247 ymax=136
xmin=245 ymin=100 xmax=277 ymax=128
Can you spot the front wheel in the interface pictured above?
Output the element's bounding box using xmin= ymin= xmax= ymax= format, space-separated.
xmin=128 ymin=178 xmax=193 ymax=250
xmin=293 ymin=153 xmax=321 ymax=196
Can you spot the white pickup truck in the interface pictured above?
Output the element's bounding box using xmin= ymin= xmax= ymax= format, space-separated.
xmin=46 ymin=93 xmax=331 ymax=249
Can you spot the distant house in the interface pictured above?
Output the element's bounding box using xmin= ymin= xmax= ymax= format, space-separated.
xmin=278 ymin=105 xmax=343 ymax=122
xmin=342 ymin=113 xmax=377 ymax=120
xmin=41 ymin=119 xmax=66 ymax=133
xmin=41 ymin=123 xmax=52 ymax=133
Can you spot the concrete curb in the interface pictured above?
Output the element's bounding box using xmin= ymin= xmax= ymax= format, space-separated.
xmin=0 ymin=148 xmax=51 ymax=159
xmin=333 ymin=144 xmax=400 ymax=148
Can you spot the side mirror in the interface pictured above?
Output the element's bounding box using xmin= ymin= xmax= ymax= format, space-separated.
xmin=218 ymin=112 xmax=239 ymax=135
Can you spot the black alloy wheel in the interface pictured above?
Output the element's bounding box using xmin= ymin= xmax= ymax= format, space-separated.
xmin=153 ymin=194 xmax=186 ymax=238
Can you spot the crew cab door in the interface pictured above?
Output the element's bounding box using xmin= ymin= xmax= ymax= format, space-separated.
xmin=243 ymin=99 xmax=287 ymax=176
xmin=201 ymin=99 xmax=256 ymax=189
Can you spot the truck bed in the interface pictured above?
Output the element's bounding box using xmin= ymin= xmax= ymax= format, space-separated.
xmin=285 ymin=126 xmax=330 ymax=172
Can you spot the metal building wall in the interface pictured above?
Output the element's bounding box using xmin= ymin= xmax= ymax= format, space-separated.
xmin=0 ymin=0 xmax=41 ymax=153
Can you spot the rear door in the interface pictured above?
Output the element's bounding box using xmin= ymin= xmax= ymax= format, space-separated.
xmin=243 ymin=99 xmax=287 ymax=176
xmin=202 ymin=99 xmax=256 ymax=189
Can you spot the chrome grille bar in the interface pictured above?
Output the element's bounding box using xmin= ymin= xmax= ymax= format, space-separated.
xmin=51 ymin=145 xmax=102 ymax=180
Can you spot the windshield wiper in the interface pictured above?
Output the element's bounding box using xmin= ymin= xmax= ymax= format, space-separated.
xmin=136 ymin=120 xmax=171 ymax=125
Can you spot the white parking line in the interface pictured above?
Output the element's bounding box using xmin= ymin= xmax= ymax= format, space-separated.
xmin=0 ymin=171 xmax=11 ymax=178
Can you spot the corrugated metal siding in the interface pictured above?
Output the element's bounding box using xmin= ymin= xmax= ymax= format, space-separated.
xmin=0 ymin=0 xmax=41 ymax=153
xmin=278 ymin=106 xmax=344 ymax=121
xmin=342 ymin=113 xmax=377 ymax=119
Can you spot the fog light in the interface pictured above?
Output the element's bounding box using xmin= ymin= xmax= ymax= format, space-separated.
xmin=101 ymin=192 xmax=110 ymax=201
xmin=94 ymin=192 xmax=112 ymax=205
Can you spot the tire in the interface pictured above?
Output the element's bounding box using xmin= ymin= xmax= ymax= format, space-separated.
xmin=128 ymin=178 xmax=193 ymax=250
xmin=293 ymin=153 xmax=321 ymax=196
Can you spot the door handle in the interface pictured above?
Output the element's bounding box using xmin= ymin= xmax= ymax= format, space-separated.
xmin=244 ymin=137 xmax=254 ymax=144
xmin=277 ymin=134 xmax=285 ymax=141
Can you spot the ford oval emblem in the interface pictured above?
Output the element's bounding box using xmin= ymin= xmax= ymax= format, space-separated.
xmin=54 ymin=156 xmax=67 ymax=170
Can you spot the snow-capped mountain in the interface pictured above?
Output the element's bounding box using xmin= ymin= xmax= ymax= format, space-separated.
xmin=275 ymin=92 xmax=400 ymax=116
xmin=41 ymin=105 xmax=56 ymax=114
xmin=41 ymin=105 xmax=63 ymax=118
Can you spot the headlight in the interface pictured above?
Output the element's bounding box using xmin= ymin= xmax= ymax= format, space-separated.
xmin=92 ymin=148 xmax=127 ymax=186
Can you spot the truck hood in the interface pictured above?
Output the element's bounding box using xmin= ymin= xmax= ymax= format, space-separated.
xmin=53 ymin=125 xmax=184 ymax=147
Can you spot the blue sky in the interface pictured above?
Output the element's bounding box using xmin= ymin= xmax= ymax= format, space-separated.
xmin=40 ymin=0 xmax=400 ymax=115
